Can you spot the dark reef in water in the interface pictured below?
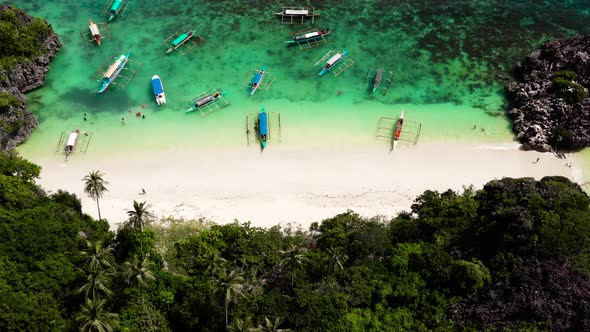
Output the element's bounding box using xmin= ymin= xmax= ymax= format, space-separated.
xmin=0 ymin=5 xmax=61 ymax=151
xmin=507 ymin=35 xmax=590 ymax=152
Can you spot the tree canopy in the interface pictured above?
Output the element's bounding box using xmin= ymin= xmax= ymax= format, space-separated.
xmin=0 ymin=150 xmax=589 ymax=331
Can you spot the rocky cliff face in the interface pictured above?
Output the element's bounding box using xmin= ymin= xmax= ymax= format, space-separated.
xmin=507 ymin=35 xmax=590 ymax=152
xmin=0 ymin=5 xmax=61 ymax=151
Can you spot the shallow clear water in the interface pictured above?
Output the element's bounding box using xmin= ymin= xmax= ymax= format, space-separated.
xmin=6 ymin=0 xmax=590 ymax=161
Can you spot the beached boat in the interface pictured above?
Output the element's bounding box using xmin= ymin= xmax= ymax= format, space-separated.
xmin=151 ymin=75 xmax=166 ymax=105
xmin=250 ymin=66 xmax=266 ymax=96
xmin=393 ymin=110 xmax=404 ymax=150
xmin=65 ymin=129 xmax=79 ymax=161
xmin=166 ymin=30 xmax=194 ymax=54
xmin=98 ymin=53 xmax=129 ymax=93
xmin=89 ymin=19 xmax=101 ymax=45
xmin=318 ymin=50 xmax=348 ymax=76
xmin=106 ymin=0 xmax=124 ymax=21
xmin=258 ymin=105 xmax=269 ymax=149
xmin=287 ymin=28 xmax=330 ymax=44
xmin=185 ymin=91 xmax=224 ymax=113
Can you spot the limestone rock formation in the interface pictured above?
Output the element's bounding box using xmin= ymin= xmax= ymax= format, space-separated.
xmin=507 ymin=35 xmax=590 ymax=152
xmin=0 ymin=5 xmax=61 ymax=151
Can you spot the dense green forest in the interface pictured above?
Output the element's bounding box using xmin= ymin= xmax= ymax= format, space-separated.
xmin=0 ymin=151 xmax=589 ymax=331
xmin=0 ymin=5 xmax=53 ymax=72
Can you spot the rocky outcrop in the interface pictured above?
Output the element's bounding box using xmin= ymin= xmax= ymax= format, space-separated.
xmin=506 ymin=36 xmax=590 ymax=152
xmin=0 ymin=5 xmax=61 ymax=151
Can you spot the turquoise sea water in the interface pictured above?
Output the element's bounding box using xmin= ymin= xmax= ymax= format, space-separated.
xmin=7 ymin=0 xmax=590 ymax=161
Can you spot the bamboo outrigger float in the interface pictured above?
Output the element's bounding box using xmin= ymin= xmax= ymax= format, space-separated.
xmin=162 ymin=29 xmax=205 ymax=55
xmin=185 ymin=89 xmax=229 ymax=116
xmin=242 ymin=66 xmax=276 ymax=95
xmin=80 ymin=19 xmax=111 ymax=47
xmin=101 ymin=0 xmax=132 ymax=22
xmin=315 ymin=50 xmax=354 ymax=77
xmin=365 ymin=67 xmax=394 ymax=95
xmin=286 ymin=27 xmax=331 ymax=49
xmin=275 ymin=6 xmax=319 ymax=24
xmin=95 ymin=53 xmax=142 ymax=93
xmin=376 ymin=110 xmax=421 ymax=152
xmin=246 ymin=105 xmax=281 ymax=150
xmin=56 ymin=129 xmax=93 ymax=161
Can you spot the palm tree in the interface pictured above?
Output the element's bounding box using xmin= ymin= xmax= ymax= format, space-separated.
xmin=126 ymin=200 xmax=151 ymax=232
xmin=215 ymin=268 xmax=246 ymax=328
xmin=78 ymin=270 xmax=112 ymax=301
xmin=75 ymin=299 xmax=117 ymax=332
xmin=324 ymin=247 xmax=348 ymax=274
xmin=279 ymin=245 xmax=307 ymax=288
xmin=204 ymin=251 xmax=227 ymax=277
xmin=258 ymin=316 xmax=290 ymax=332
xmin=82 ymin=240 xmax=113 ymax=273
xmin=123 ymin=254 xmax=155 ymax=310
xmin=228 ymin=317 xmax=258 ymax=332
xmin=82 ymin=170 xmax=109 ymax=221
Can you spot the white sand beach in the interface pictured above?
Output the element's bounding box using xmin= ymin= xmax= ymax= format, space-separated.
xmin=32 ymin=142 xmax=582 ymax=229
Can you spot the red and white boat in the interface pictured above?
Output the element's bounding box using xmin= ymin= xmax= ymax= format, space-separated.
xmin=393 ymin=110 xmax=404 ymax=150
xmin=89 ymin=19 xmax=101 ymax=46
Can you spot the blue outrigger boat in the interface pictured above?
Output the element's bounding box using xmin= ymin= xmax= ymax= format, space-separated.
xmin=151 ymin=75 xmax=166 ymax=105
xmin=250 ymin=66 xmax=266 ymax=96
xmin=258 ymin=105 xmax=269 ymax=149
xmin=319 ymin=50 xmax=348 ymax=76
xmin=98 ymin=53 xmax=129 ymax=93
xmin=106 ymin=0 xmax=124 ymax=21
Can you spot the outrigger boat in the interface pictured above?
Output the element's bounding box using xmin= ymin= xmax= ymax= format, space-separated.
xmin=151 ymin=75 xmax=166 ymax=105
xmin=372 ymin=68 xmax=384 ymax=94
xmin=166 ymin=30 xmax=194 ymax=54
xmin=89 ymin=19 xmax=101 ymax=45
xmin=106 ymin=0 xmax=124 ymax=21
xmin=287 ymin=28 xmax=331 ymax=45
xmin=318 ymin=50 xmax=348 ymax=76
xmin=98 ymin=53 xmax=129 ymax=93
xmin=65 ymin=129 xmax=80 ymax=161
xmin=393 ymin=110 xmax=404 ymax=150
xmin=258 ymin=105 xmax=269 ymax=150
xmin=250 ymin=66 xmax=266 ymax=96
xmin=185 ymin=91 xmax=224 ymax=113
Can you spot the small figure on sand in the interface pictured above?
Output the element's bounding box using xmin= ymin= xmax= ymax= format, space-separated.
xmin=532 ymin=157 xmax=540 ymax=164
xmin=140 ymin=188 xmax=146 ymax=195
xmin=473 ymin=124 xmax=477 ymax=130
xmin=121 ymin=117 xmax=126 ymax=125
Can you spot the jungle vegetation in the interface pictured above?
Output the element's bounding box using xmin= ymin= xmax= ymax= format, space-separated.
xmin=0 ymin=151 xmax=589 ymax=331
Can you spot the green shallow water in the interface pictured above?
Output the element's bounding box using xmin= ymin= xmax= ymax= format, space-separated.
xmin=6 ymin=0 xmax=590 ymax=163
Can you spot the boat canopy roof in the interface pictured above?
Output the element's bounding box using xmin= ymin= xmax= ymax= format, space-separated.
xmin=327 ymin=53 xmax=343 ymax=66
xmin=89 ymin=23 xmax=100 ymax=36
xmin=66 ymin=132 xmax=78 ymax=147
xmin=152 ymin=77 xmax=164 ymax=94
xmin=259 ymin=111 xmax=268 ymax=135
xmin=172 ymin=33 xmax=189 ymax=46
xmin=103 ymin=54 xmax=126 ymax=78
xmin=285 ymin=9 xmax=309 ymax=15
xmin=111 ymin=0 xmax=123 ymax=11
xmin=252 ymin=72 xmax=263 ymax=84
